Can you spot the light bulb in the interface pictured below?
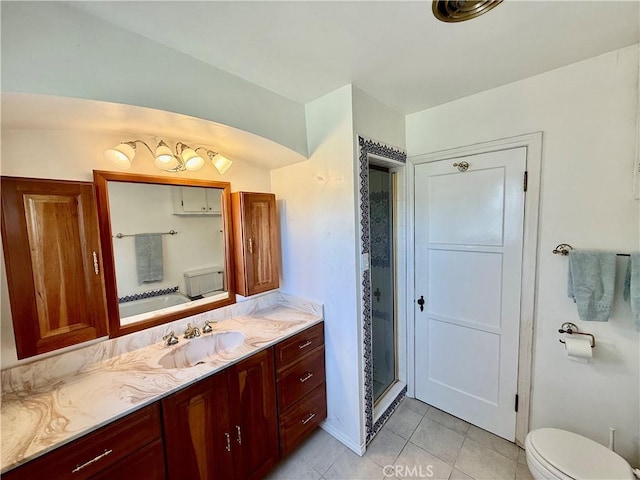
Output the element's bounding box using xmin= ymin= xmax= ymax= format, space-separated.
xmin=104 ymin=143 xmax=135 ymax=169
xmin=154 ymin=141 xmax=179 ymax=170
xmin=181 ymin=147 xmax=205 ymax=171
xmin=211 ymin=154 xmax=233 ymax=174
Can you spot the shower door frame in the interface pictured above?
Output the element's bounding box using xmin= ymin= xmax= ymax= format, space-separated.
xmin=369 ymin=165 xmax=398 ymax=404
xmin=356 ymin=135 xmax=408 ymax=445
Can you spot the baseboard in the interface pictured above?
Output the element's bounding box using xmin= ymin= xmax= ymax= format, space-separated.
xmin=320 ymin=420 xmax=366 ymax=456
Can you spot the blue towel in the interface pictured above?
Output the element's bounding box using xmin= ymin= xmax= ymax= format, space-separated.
xmin=623 ymin=253 xmax=640 ymax=331
xmin=135 ymin=234 xmax=164 ymax=284
xmin=567 ymin=250 xmax=616 ymax=321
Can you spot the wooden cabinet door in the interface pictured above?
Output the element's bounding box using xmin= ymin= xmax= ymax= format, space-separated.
xmin=1 ymin=177 xmax=108 ymax=358
xmin=229 ymin=348 xmax=279 ymax=480
xmin=162 ymin=350 xmax=278 ymax=480
xmin=162 ymin=373 xmax=235 ymax=480
xmin=231 ymin=192 xmax=279 ymax=296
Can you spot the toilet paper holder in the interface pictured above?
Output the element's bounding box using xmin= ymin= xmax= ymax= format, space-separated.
xmin=558 ymin=322 xmax=596 ymax=348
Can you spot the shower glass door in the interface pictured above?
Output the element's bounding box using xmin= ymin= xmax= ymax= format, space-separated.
xmin=369 ymin=166 xmax=397 ymax=402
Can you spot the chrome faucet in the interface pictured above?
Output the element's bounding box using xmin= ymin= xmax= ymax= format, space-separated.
xmin=163 ymin=331 xmax=179 ymax=346
xmin=184 ymin=323 xmax=201 ymax=339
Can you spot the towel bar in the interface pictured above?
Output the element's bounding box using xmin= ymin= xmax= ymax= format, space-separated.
xmin=114 ymin=230 xmax=178 ymax=239
xmin=553 ymin=243 xmax=629 ymax=257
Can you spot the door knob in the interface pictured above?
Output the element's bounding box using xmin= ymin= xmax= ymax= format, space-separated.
xmin=417 ymin=296 xmax=425 ymax=312
xmin=453 ymin=161 xmax=469 ymax=172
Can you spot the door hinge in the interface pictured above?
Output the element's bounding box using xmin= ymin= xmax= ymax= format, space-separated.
xmin=523 ymin=171 xmax=528 ymax=192
xmin=515 ymin=394 xmax=519 ymax=412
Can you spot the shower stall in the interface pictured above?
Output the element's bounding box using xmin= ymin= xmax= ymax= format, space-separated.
xmin=368 ymin=166 xmax=397 ymax=402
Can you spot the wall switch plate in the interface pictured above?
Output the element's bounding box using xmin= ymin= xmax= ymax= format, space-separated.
xmin=361 ymin=252 xmax=370 ymax=271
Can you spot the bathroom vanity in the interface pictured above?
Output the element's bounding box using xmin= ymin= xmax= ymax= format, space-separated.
xmin=1 ymin=295 xmax=326 ymax=479
xmin=0 ymin=171 xmax=315 ymax=479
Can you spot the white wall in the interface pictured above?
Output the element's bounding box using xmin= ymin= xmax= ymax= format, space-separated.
xmin=407 ymin=45 xmax=640 ymax=465
xmin=0 ymin=127 xmax=273 ymax=368
xmin=271 ymin=85 xmax=365 ymax=452
xmin=271 ymin=85 xmax=407 ymax=452
xmin=0 ymin=1 xmax=307 ymax=157
xmin=352 ymin=87 xmax=406 ymax=151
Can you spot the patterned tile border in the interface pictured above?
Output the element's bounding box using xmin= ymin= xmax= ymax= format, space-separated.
xmin=118 ymin=285 xmax=179 ymax=304
xmin=371 ymin=385 xmax=408 ymax=440
xmin=356 ymin=135 xmax=406 ymax=445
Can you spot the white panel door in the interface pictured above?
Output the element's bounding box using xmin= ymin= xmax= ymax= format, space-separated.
xmin=414 ymin=148 xmax=526 ymax=441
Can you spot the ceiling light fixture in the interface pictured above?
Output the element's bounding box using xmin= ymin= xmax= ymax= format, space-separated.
xmin=432 ymin=0 xmax=502 ymax=23
xmin=104 ymin=139 xmax=233 ymax=174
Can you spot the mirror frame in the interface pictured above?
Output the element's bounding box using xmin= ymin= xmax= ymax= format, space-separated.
xmin=93 ymin=170 xmax=236 ymax=338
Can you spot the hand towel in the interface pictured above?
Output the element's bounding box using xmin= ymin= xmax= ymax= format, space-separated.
xmin=567 ymin=250 xmax=616 ymax=321
xmin=623 ymin=252 xmax=640 ymax=331
xmin=135 ymin=233 xmax=164 ymax=284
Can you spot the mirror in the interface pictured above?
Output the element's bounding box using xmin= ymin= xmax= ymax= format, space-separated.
xmin=93 ymin=171 xmax=235 ymax=337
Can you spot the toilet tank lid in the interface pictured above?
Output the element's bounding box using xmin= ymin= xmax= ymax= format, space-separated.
xmin=183 ymin=267 xmax=224 ymax=278
xmin=527 ymin=428 xmax=633 ymax=480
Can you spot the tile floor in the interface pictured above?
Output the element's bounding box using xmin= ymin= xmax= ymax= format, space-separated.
xmin=266 ymin=397 xmax=534 ymax=480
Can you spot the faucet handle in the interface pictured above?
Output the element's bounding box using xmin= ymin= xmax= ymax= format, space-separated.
xmin=202 ymin=320 xmax=215 ymax=334
xmin=163 ymin=331 xmax=179 ymax=345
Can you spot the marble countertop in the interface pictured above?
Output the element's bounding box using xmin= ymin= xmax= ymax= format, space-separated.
xmin=0 ymin=293 xmax=323 ymax=473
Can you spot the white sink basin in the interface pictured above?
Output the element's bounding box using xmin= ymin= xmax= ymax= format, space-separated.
xmin=158 ymin=331 xmax=245 ymax=368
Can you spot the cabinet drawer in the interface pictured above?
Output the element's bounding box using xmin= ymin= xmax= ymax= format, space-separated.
xmin=277 ymin=347 xmax=325 ymax=411
xmin=3 ymin=404 xmax=162 ymax=480
xmin=279 ymin=383 xmax=327 ymax=457
xmin=275 ymin=323 xmax=324 ymax=370
xmin=90 ymin=439 xmax=165 ymax=480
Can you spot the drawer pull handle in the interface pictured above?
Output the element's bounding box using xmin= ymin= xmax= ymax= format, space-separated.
xmin=299 ymin=372 xmax=314 ymax=383
xmin=72 ymin=449 xmax=112 ymax=473
xmin=236 ymin=425 xmax=242 ymax=445
xmin=301 ymin=412 xmax=316 ymax=425
xmin=225 ymin=432 xmax=231 ymax=452
xmin=298 ymin=340 xmax=312 ymax=350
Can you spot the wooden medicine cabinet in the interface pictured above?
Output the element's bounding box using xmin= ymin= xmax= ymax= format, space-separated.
xmin=0 ymin=177 xmax=109 ymax=359
xmin=231 ymin=192 xmax=280 ymax=296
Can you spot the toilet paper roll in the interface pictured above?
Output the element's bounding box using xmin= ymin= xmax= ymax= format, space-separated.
xmin=564 ymin=336 xmax=593 ymax=363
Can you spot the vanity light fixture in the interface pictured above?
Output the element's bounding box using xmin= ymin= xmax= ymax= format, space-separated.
xmin=104 ymin=139 xmax=233 ymax=174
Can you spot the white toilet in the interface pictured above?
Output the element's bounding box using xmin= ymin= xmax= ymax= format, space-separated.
xmin=525 ymin=428 xmax=635 ymax=480
xmin=183 ymin=266 xmax=225 ymax=298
